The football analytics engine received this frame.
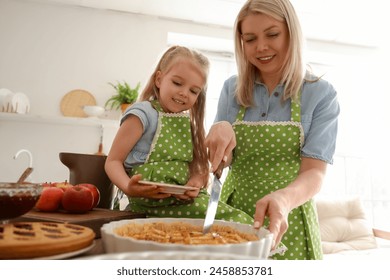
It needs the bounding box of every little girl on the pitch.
[105,45,252,224]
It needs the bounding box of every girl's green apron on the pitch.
[127,101,252,224]
[221,98,323,260]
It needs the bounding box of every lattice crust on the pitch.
[0,222,95,259]
[114,222,259,245]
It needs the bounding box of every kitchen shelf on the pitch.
[0,112,119,128]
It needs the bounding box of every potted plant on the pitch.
[105,81,141,113]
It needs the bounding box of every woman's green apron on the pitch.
[127,101,252,224]
[221,98,323,260]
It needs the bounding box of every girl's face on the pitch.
[155,58,205,113]
[241,13,289,80]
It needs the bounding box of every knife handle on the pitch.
[214,161,224,179]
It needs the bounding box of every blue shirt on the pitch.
[121,101,158,168]
[214,75,340,164]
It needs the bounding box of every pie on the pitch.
[114,221,259,245]
[0,222,95,259]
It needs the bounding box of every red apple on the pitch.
[41,182,56,188]
[75,183,100,209]
[35,186,64,212]
[61,185,94,213]
[53,180,73,191]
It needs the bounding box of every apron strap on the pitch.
[290,101,300,122]
[151,100,163,112]
[290,92,301,122]
[236,106,246,122]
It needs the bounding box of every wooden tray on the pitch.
[16,208,146,238]
[60,89,96,117]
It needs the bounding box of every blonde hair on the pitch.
[139,45,210,185]
[234,0,305,106]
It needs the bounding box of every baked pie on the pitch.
[0,222,95,259]
[114,221,259,245]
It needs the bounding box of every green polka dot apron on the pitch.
[127,101,253,224]
[221,98,323,260]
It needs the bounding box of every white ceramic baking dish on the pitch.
[101,218,273,259]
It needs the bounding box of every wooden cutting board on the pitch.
[16,208,146,238]
[60,89,96,117]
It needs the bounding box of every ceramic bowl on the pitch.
[83,105,105,117]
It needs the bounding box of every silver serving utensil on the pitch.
[203,161,224,234]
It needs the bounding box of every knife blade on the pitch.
[203,161,224,234]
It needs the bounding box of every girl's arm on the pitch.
[105,115,170,199]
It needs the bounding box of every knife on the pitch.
[203,161,225,234]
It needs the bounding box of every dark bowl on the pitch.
[0,182,42,221]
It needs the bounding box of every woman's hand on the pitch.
[124,174,172,199]
[253,191,291,249]
[253,158,327,248]
[205,121,235,172]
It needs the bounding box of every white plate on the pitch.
[0,88,12,112]
[33,241,96,260]
[138,180,198,194]
[12,92,30,114]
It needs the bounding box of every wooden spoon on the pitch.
[17,167,33,183]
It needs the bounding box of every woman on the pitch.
[206,0,340,259]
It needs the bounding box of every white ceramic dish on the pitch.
[77,250,255,260]
[138,180,198,194]
[1,91,30,113]
[101,218,273,259]
[0,88,13,112]
[83,105,105,118]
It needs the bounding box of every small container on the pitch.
[82,105,105,118]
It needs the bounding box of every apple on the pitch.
[53,180,73,191]
[41,182,56,188]
[61,185,94,213]
[35,186,64,212]
[75,183,100,209]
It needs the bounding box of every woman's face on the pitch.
[241,13,289,80]
[155,58,204,113]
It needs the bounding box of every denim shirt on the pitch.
[214,75,340,164]
[121,101,158,168]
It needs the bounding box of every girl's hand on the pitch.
[174,174,204,200]
[125,174,172,199]
[205,121,235,172]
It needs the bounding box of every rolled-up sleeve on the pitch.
[301,81,340,164]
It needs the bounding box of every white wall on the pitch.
[0,0,232,116]
[0,0,232,182]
